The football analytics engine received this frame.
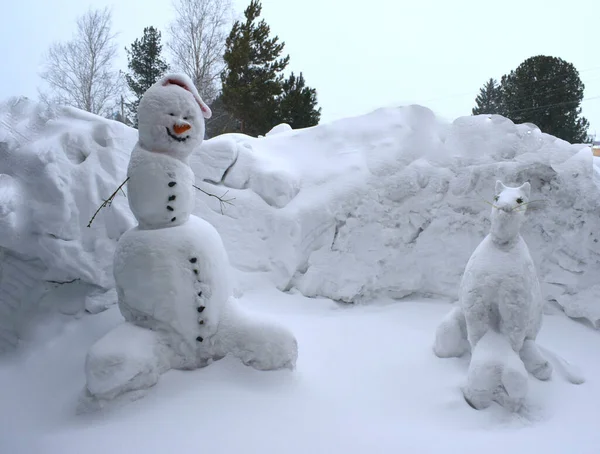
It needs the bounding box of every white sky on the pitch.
[1,0,599,138]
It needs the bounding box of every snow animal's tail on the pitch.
[538,345,585,384]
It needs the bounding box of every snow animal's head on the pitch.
[137,73,212,161]
[490,180,531,244]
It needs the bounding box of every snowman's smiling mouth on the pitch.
[166,127,190,142]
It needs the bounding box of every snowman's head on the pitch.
[137,73,212,160]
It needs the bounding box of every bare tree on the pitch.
[167,0,233,103]
[39,7,121,116]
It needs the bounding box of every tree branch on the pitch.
[87,177,129,227]
[87,178,236,227]
[193,184,235,214]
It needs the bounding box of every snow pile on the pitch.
[0,97,136,351]
[1,99,599,353]
[289,112,600,313]
[198,108,600,328]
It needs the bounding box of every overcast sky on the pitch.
[1,0,599,139]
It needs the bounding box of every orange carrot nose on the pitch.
[173,123,191,134]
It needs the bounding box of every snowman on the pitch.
[82,74,298,405]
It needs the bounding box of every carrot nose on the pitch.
[173,123,191,135]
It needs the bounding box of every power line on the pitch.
[505,95,600,117]
[497,77,600,110]
[420,65,600,105]
[499,65,600,90]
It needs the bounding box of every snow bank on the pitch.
[197,108,600,329]
[1,98,599,352]
[0,97,136,351]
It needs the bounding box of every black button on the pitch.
[168,182,176,187]
[171,217,177,222]
[199,320,204,325]
[167,206,174,211]
[193,269,198,275]
[197,291,202,297]
[168,195,176,201]
[196,336,203,342]
[197,306,205,313]
[189,258,197,263]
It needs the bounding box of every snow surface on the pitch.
[1,97,600,451]
[1,290,600,453]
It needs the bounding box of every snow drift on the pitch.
[0,98,136,351]
[1,96,599,352]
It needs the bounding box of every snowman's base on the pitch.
[84,323,171,402]
[211,298,298,372]
[80,298,298,410]
[76,386,150,415]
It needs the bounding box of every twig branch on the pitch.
[193,184,235,214]
[87,178,235,227]
[87,177,129,227]
[46,278,80,285]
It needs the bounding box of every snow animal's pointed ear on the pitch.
[495,180,506,194]
[519,182,531,199]
[160,74,212,120]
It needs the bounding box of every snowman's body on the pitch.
[433,181,551,412]
[114,215,228,367]
[82,75,297,407]
[126,146,196,229]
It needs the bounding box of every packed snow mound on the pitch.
[1,99,600,353]
[0,97,137,351]
[266,123,293,136]
[197,108,600,329]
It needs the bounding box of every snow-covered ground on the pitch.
[1,288,599,454]
[1,96,600,452]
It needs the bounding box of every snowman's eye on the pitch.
[494,196,499,202]
[183,116,189,120]
[169,113,175,116]
[516,198,523,204]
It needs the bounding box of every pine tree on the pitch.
[125,26,169,126]
[500,56,589,143]
[277,72,321,129]
[221,0,290,136]
[472,78,504,115]
[205,94,239,137]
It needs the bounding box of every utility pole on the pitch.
[120,95,125,124]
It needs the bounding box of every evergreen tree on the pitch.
[500,56,589,143]
[125,26,169,126]
[221,0,290,136]
[277,72,321,129]
[472,78,504,115]
[205,94,239,137]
